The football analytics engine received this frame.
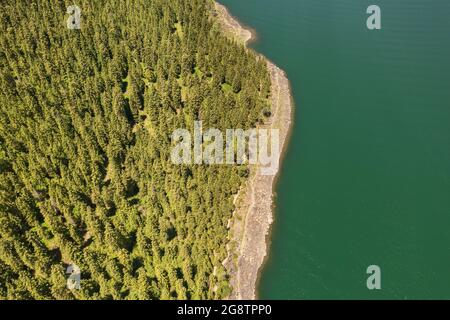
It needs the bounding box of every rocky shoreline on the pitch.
[214,2,294,300]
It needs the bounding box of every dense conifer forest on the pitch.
[0,0,272,299]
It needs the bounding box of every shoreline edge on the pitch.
[214,2,295,300]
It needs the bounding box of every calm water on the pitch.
[220,0,450,299]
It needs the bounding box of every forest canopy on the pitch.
[0,0,271,299]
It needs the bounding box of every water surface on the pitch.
[221,0,450,299]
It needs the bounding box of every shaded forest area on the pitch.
[0,0,272,299]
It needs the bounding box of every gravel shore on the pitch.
[215,2,294,300]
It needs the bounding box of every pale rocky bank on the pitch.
[214,2,294,300]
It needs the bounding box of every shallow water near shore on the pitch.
[220,0,450,299]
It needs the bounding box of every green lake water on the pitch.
[220,0,450,299]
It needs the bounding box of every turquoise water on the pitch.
[220,0,450,299]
